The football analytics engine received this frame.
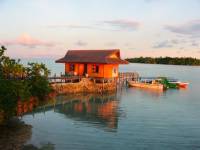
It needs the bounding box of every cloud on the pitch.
[179,47,185,50]
[191,40,199,47]
[105,42,117,46]
[165,20,200,37]
[153,40,173,48]
[170,39,179,44]
[102,20,140,31]
[152,39,195,49]
[124,43,131,47]
[0,34,55,48]
[74,40,87,46]
[47,24,94,30]
[47,19,141,32]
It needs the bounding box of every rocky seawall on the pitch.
[51,78,117,94]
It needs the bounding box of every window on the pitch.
[92,64,99,73]
[69,64,75,71]
[113,67,117,74]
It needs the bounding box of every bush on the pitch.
[0,46,52,122]
[28,76,51,100]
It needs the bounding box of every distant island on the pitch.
[126,57,200,66]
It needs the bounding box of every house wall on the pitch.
[65,63,119,78]
[65,63,84,75]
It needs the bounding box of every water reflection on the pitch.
[26,93,121,131]
[127,87,166,98]
[17,97,39,116]
[18,63,200,150]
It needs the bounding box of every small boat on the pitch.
[168,80,189,88]
[128,77,189,91]
[178,82,189,88]
[128,81,164,91]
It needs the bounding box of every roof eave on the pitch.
[55,58,66,63]
[55,59,129,64]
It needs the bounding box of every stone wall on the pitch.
[51,78,117,94]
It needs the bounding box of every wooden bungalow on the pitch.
[55,49,128,78]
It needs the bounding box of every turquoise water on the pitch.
[21,60,200,150]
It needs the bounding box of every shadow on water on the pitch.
[22,143,55,150]
[0,118,32,150]
[0,118,55,150]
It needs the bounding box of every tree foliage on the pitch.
[0,46,52,121]
[27,63,51,100]
[126,57,200,66]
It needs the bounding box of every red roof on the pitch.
[56,49,129,64]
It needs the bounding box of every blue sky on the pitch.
[0,0,200,58]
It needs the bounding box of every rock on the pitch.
[51,78,116,94]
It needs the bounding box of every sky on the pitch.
[0,0,200,58]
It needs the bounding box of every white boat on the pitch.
[128,81,164,91]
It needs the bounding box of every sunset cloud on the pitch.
[165,20,200,37]
[1,0,200,58]
[0,34,56,48]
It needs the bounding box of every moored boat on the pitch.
[128,77,189,91]
[128,81,164,91]
[168,81,189,88]
[178,82,189,88]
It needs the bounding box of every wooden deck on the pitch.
[48,76,82,84]
[48,72,139,87]
[118,72,139,85]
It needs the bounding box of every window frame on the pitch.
[92,64,99,73]
[69,64,75,72]
[113,67,117,74]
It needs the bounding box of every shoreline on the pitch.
[127,62,200,67]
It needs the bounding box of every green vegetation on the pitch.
[0,46,52,123]
[126,57,200,66]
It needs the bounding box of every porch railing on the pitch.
[48,72,139,84]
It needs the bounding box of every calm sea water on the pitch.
[21,59,200,150]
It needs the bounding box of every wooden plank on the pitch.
[48,72,139,85]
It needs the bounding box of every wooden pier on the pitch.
[48,72,139,94]
[48,76,81,84]
[48,72,139,87]
[118,72,139,86]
